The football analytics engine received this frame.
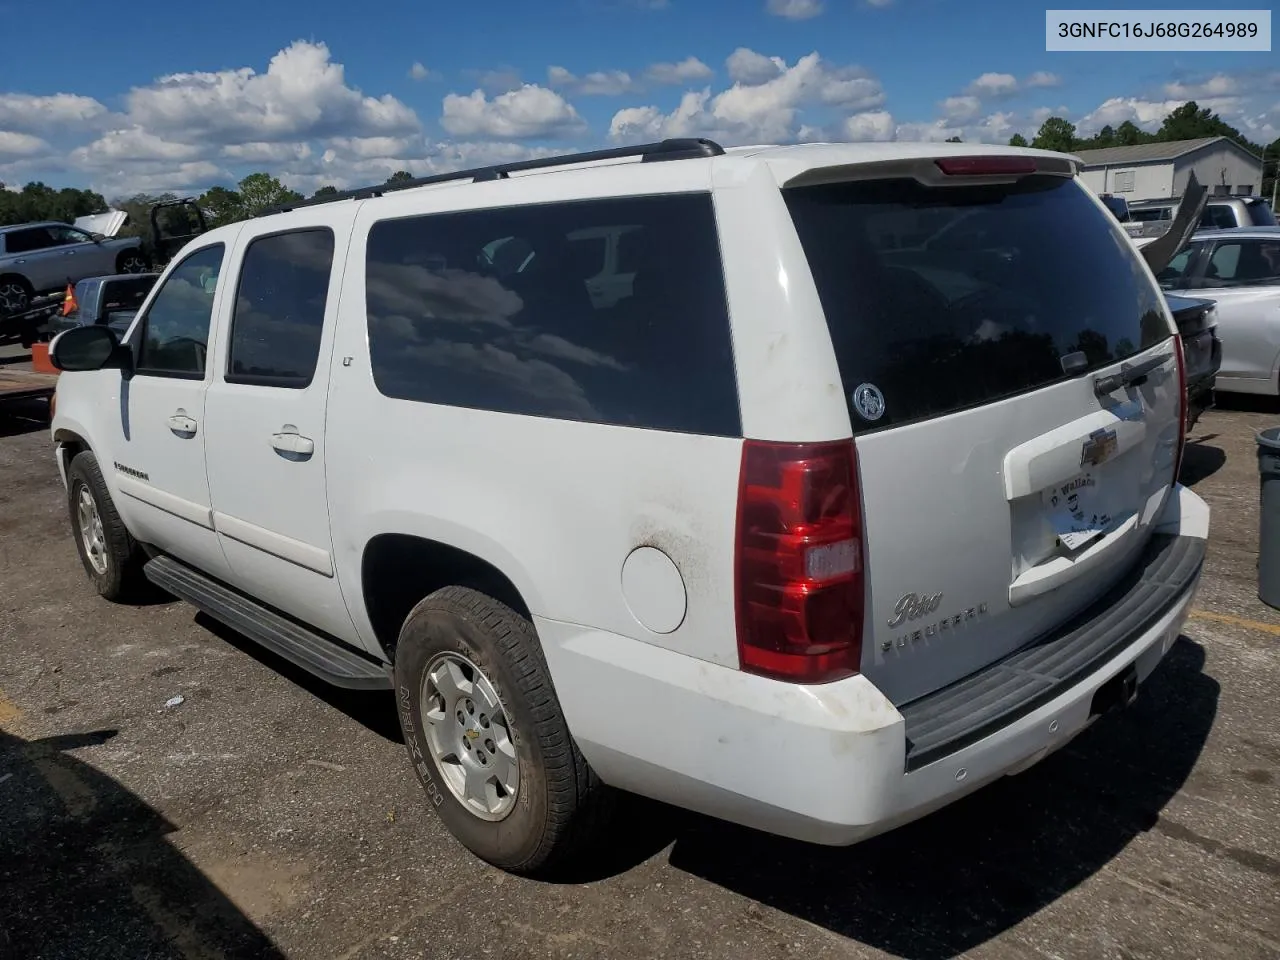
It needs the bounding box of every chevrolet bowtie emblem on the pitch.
[1081,427,1118,468]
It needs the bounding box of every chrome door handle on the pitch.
[167,413,197,437]
[270,427,314,460]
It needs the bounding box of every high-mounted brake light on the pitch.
[734,440,865,684]
[935,156,1038,177]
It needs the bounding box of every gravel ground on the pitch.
[1,364,1278,960]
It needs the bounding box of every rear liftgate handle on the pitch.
[270,424,315,461]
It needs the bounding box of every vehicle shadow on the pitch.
[1179,436,1227,486]
[661,637,1218,960]
[193,611,404,744]
[0,727,287,960]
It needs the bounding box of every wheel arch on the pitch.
[361,533,534,663]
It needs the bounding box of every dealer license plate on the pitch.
[1043,472,1114,552]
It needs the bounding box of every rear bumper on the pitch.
[538,483,1208,846]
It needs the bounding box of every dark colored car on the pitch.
[40,273,159,339]
[1165,293,1221,431]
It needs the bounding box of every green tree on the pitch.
[386,170,414,184]
[195,185,244,227]
[234,172,303,218]
[312,185,339,199]
[1008,133,1029,147]
[0,182,107,227]
[1031,117,1077,153]
[944,136,962,143]
[1114,120,1149,146]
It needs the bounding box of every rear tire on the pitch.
[393,586,612,876]
[67,451,151,602]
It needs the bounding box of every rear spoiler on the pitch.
[1136,171,1208,276]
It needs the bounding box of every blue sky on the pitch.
[0,0,1275,199]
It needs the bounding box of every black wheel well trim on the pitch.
[360,533,534,663]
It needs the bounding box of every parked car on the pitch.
[1164,294,1221,429]
[0,221,149,318]
[40,273,160,340]
[1124,194,1277,241]
[47,138,1209,876]
[1092,179,1221,428]
[1155,227,1280,395]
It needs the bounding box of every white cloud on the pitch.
[288,138,559,195]
[0,131,50,158]
[1026,71,1062,89]
[893,119,964,142]
[408,62,434,82]
[0,93,107,132]
[841,110,896,141]
[940,96,982,122]
[547,66,641,96]
[966,72,1019,98]
[865,0,895,6]
[222,141,314,163]
[767,0,824,19]
[71,127,203,164]
[441,85,587,139]
[1076,97,1187,135]
[613,50,883,145]
[1163,74,1238,99]
[87,160,231,198]
[643,57,714,85]
[125,40,420,143]
[726,48,784,85]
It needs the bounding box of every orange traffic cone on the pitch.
[61,282,78,316]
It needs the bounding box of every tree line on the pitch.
[0,169,416,233]
[2,100,1275,232]
[1007,100,1279,199]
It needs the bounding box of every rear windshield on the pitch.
[783,174,1170,431]
[1244,199,1277,226]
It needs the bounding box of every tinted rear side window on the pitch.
[364,193,739,435]
[784,175,1169,431]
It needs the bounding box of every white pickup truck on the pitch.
[48,138,1208,876]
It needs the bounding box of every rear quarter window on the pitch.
[784,174,1170,430]
[364,193,740,436]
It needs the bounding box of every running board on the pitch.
[144,555,392,690]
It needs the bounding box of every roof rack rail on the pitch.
[261,137,725,217]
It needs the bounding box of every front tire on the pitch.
[393,586,611,875]
[67,451,150,602]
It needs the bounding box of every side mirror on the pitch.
[49,325,131,374]
[89,232,106,243]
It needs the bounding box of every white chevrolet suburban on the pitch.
[47,138,1210,876]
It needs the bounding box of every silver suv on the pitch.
[1127,195,1277,235]
[0,221,149,317]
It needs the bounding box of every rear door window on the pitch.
[1202,240,1280,287]
[227,229,335,387]
[364,193,740,436]
[783,174,1169,430]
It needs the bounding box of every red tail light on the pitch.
[935,156,1038,177]
[1173,333,1187,481]
[734,440,865,683]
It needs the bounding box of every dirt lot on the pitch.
[2,363,1278,959]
